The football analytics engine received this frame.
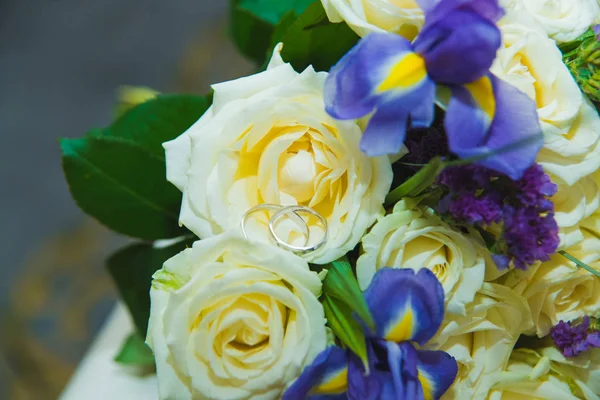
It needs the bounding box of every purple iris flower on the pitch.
[324,0,543,180]
[283,268,457,400]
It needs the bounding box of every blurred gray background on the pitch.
[0,1,253,398]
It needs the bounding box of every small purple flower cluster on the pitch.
[551,317,600,357]
[438,164,559,270]
[447,193,503,225]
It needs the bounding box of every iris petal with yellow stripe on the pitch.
[282,346,348,400]
[444,74,543,180]
[324,0,541,178]
[385,303,415,343]
[363,268,445,346]
[416,350,459,400]
[464,75,496,124]
[324,32,435,157]
[377,52,428,95]
[311,366,348,395]
[283,268,458,400]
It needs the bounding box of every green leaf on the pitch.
[322,257,375,331]
[271,11,300,46]
[107,94,210,159]
[239,0,316,25]
[61,135,185,239]
[260,10,302,70]
[386,156,445,207]
[322,293,368,364]
[107,239,194,337]
[115,333,155,367]
[230,0,276,64]
[280,2,359,72]
[61,94,210,239]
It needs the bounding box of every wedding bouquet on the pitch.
[61,0,600,398]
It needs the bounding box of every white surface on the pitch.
[60,303,158,400]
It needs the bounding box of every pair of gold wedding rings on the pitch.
[240,204,328,254]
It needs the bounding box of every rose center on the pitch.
[401,237,449,284]
[505,52,538,102]
[278,149,317,203]
[431,262,448,282]
[233,325,269,347]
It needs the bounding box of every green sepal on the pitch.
[321,256,374,365]
[115,333,156,368]
[107,238,194,337]
[279,2,359,72]
[322,293,368,365]
[385,156,445,207]
[322,257,375,331]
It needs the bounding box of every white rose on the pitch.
[163,45,392,264]
[501,229,600,337]
[491,17,600,185]
[551,172,600,249]
[146,232,327,400]
[538,99,600,186]
[490,347,600,400]
[537,347,600,399]
[500,0,600,43]
[582,196,600,239]
[425,283,533,400]
[320,0,424,39]
[356,200,487,315]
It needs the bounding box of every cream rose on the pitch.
[146,232,327,400]
[582,194,600,238]
[491,16,600,186]
[163,45,392,264]
[425,284,533,400]
[500,0,600,43]
[320,0,424,39]
[490,347,600,399]
[537,347,600,399]
[356,200,486,315]
[551,172,600,249]
[502,229,600,337]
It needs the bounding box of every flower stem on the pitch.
[558,250,600,278]
[443,135,543,168]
